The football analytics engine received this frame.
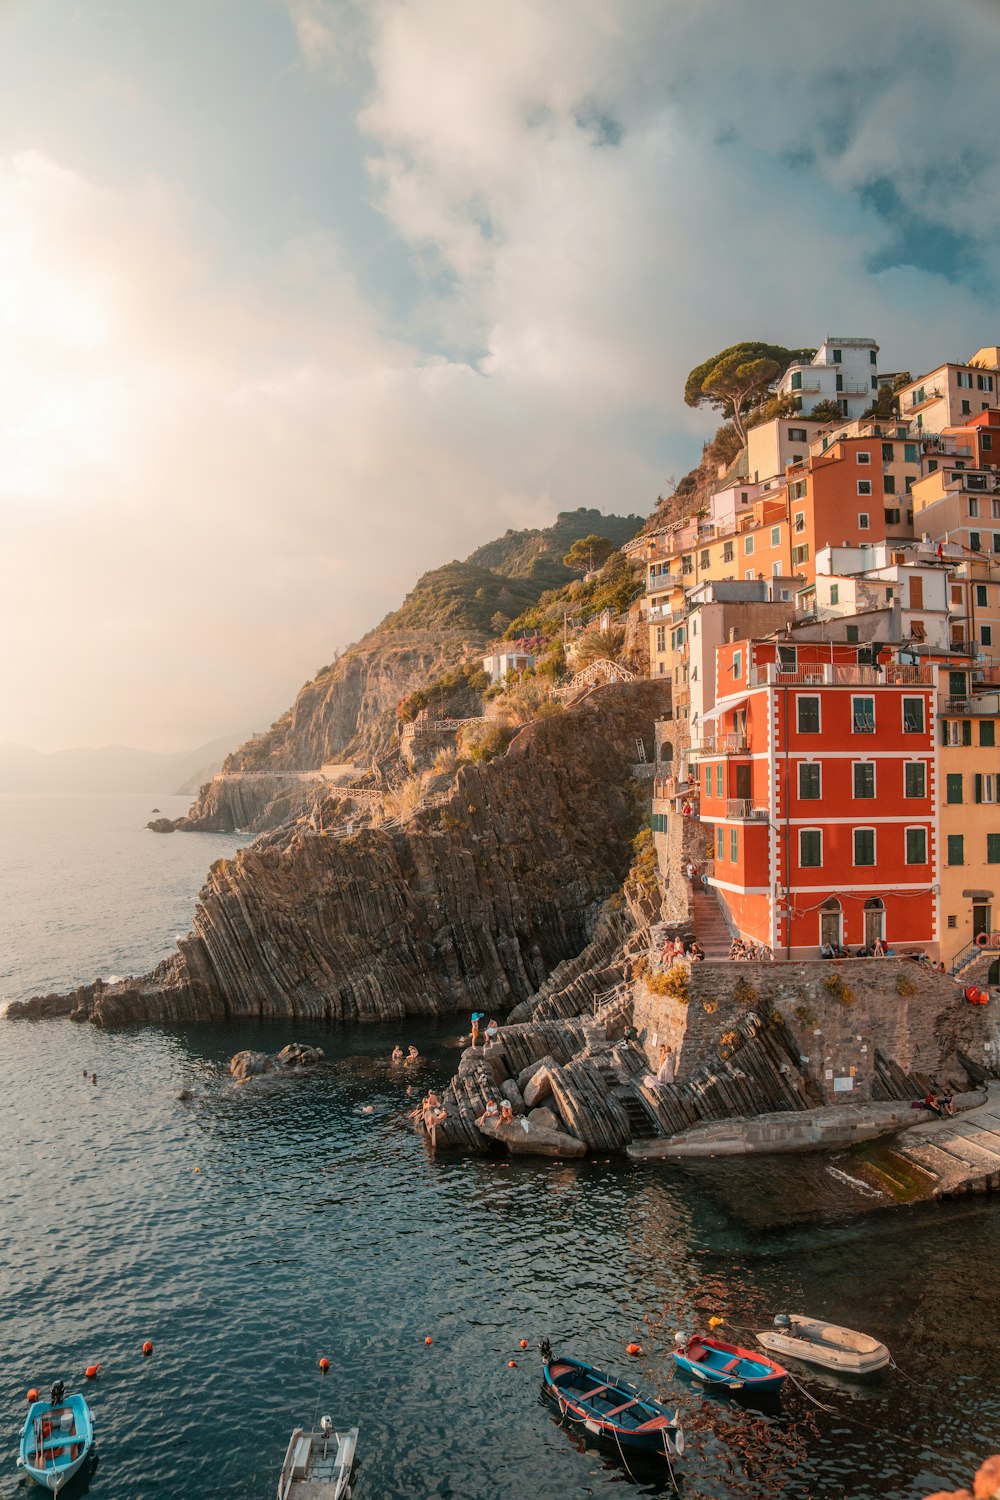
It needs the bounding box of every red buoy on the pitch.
[27,1389,39,1402]
[318,1358,330,1373]
[142,1341,154,1356]
[507,1360,517,1368]
[626,1343,642,1357]
[519,1339,528,1350]
[85,1364,101,1379]
[424,1337,433,1346]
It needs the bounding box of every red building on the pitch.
[693,638,942,958]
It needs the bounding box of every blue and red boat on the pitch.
[539,1341,684,1460]
[673,1332,786,1395]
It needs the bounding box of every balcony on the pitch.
[690,732,748,756]
[940,693,1000,715]
[906,386,944,413]
[749,663,934,687]
[726,799,769,821]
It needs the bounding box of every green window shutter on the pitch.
[946,774,963,804]
[981,721,996,747]
[988,834,1000,864]
[963,720,973,746]
[976,775,983,804]
[947,834,965,866]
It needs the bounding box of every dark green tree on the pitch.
[684,342,814,444]
[809,399,847,424]
[563,534,617,573]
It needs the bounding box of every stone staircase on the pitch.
[690,882,733,958]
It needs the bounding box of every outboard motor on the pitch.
[50,1381,65,1406]
[773,1314,792,1332]
[673,1331,687,1346]
[538,1338,552,1364]
[319,1416,333,1437]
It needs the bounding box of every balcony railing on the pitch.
[941,693,1000,715]
[726,799,769,821]
[690,733,748,756]
[750,663,934,687]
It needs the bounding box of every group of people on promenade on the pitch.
[662,935,705,964]
[730,937,773,962]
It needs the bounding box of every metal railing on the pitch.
[941,694,1000,715]
[950,932,1000,975]
[750,663,933,688]
[690,733,748,756]
[726,799,769,821]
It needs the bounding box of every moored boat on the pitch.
[755,1313,890,1376]
[538,1340,684,1460]
[277,1417,358,1500]
[17,1384,94,1493]
[673,1333,786,1395]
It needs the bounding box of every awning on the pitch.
[694,695,749,725]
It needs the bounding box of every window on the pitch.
[905,476,914,494]
[700,549,710,568]
[793,544,810,566]
[655,625,666,653]
[993,534,1000,553]
[946,774,963,804]
[799,763,821,799]
[984,433,994,451]
[839,399,849,416]
[682,555,693,573]
[744,569,757,581]
[909,576,923,609]
[723,542,734,563]
[904,443,918,463]
[911,620,926,642]
[744,535,754,555]
[790,371,803,390]
[704,764,710,795]
[884,476,896,496]
[902,697,925,733]
[904,762,926,798]
[772,562,782,577]
[982,625,994,646]
[857,451,871,465]
[962,399,972,416]
[976,774,997,804]
[943,719,973,746]
[906,827,927,864]
[971,531,982,552]
[948,914,958,928]
[771,526,781,546]
[977,584,989,607]
[799,829,822,867]
[797,696,820,733]
[716,763,723,798]
[870,350,878,365]
[832,348,842,363]
[958,372,973,388]
[830,584,839,605]
[791,480,807,502]
[717,826,724,861]
[730,827,738,862]
[788,428,808,442]
[732,649,742,678]
[981,721,996,747]
[854,828,876,866]
[846,624,859,642]
[978,373,994,392]
[858,512,870,529]
[793,509,806,531]
[947,834,965,866]
[882,442,894,462]
[857,481,872,496]
[989,834,1000,864]
[852,696,875,733]
[969,497,980,518]
[853,762,875,798]
[778,645,797,667]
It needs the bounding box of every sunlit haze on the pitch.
[2,0,999,751]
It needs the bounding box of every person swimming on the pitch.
[391,1045,404,1064]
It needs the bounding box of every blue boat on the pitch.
[17,1384,95,1493]
[673,1333,786,1395]
[539,1341,684,1460]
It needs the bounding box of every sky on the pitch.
[2,0,1000,752]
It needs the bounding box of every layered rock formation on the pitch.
[10,682,668,1028]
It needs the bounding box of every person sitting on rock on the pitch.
[485,1019,499,1047]
[938,1091,956,1117]
[391,1045,404,1064]
[499,1099,514,1123]
[689,941,705,962]
[406,1045,420,1063]
[923,1091,944,1117]
[478,1098,500,1126]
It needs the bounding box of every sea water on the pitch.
[1,795,998,1499]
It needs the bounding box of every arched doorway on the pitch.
[820,897,842,950]
[864,897,885,949]
[659,741,673,766]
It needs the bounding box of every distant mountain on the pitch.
[0,732,249,794]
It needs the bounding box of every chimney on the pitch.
[729,627,737,643]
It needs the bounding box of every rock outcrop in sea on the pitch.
[10,682,666,1028]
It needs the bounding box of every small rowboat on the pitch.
[756,1314,890,1376]
[277,1417,358,1500]
[539,1340,684,1460]
[17,1385,94,1493]
[673,1333,786,1395]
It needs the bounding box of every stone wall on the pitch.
[634,958,998,1102]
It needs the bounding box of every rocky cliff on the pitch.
[11,682,668,1028]
[182,507,643,832]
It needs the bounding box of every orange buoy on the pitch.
[507,1360,517,1368]
[194,1167,201,1174]
[27,1389,39,1402]
[85,1364,101,1379]
[625,1343,642,1357]
[424,1337,433,1346]
[318,1358,330,1373]
[142,1341,154,1356]
[519,1339,528,1350]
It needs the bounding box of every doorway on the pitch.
[864,898,885,949]
[973,904,991,942]
[735,763,752,801]
[820,898,842,950]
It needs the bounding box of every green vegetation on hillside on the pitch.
[467,507,642,578]
[503,551,643,642]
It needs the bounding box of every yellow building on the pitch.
[937,665,1000,967]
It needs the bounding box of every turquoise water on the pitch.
[1,797,998,1498]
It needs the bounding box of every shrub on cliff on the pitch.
[457,722,515,764]
[646,966,689,1002]
[624,827,659,904]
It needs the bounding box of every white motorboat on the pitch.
[277,1418,358,1500]
[755,1314,890,1376]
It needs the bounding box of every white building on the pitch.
[776,336,881,424]
[482,646,536,685]
[895,347,1000,433]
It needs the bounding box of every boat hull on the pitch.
[277,1423,358,1499]
[756,1316,890,1376]
[673,1335,786,1396]
[541,1354,683,1459]
[18,1394,94,1494]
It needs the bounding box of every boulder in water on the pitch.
[229,1043,325,1085]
